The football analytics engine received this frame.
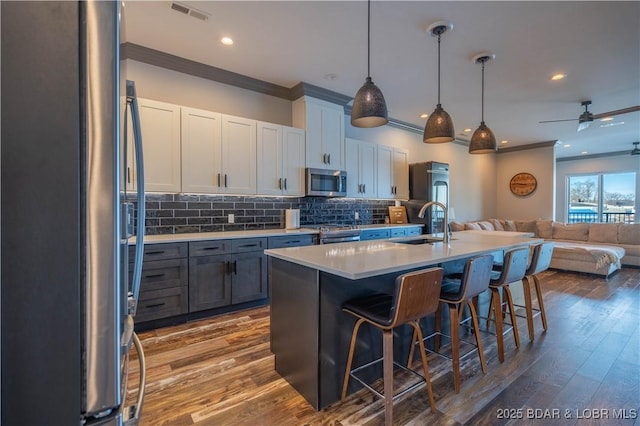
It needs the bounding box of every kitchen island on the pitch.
[265,231,542,410]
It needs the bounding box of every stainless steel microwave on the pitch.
[305,168,347,197]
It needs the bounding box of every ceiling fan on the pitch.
[539,100,640,132]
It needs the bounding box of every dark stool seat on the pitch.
[409,254,494,393]
[341,267,443,426]
[487,246,530,362]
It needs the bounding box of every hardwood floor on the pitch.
[127,268,640,425]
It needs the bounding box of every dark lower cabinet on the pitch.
[188,254,232,311]
[230,250,268,304]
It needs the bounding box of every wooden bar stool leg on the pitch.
[466,300,487,374]
[503,285,520,349]
[382,329,394,426]
[407,327,418,369]
[341,318,365,401]
[434,302,443,352]
[486,290,496,329]
[492,287,505,363]
[522,276,535,341]
[534,275,548,331]
[412,322,436,413]
[449,303,461,393]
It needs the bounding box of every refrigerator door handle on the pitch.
[122,331,147,425]
[126,80,145,314]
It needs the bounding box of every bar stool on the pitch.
[409,254,494,393]
[519,242,553,340]
[341,267,443,426]
[487,246,530,362]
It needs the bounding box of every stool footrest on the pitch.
[417,331,483,363]
[350,357,427,401]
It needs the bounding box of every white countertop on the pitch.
[131,223,423,244]
[265,231,543,280]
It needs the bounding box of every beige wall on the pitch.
[556,153,640,223]
[122,59,292,125]
[495,145,556,220]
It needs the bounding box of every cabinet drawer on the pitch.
[129,242,188,262]
[390,228,407,237]
[231,237,267,253]
[136,286,188,322]
[190,240,231,256]
[268,234,317,249]
[406,227,423,236]
[131,258,188,292]
[360,229,391,240]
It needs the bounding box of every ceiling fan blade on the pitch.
[593,105,640,120]
[539,118,578,123]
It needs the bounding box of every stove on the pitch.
[313,224,361,244]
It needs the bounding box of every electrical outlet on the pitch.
[228,213,234,223]
[354,212,360,220]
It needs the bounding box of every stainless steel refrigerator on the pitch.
[404,161,450,234]
[1,2,146,425]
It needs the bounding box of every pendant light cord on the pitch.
[367,0,371,78]
[437,33,441,104]
[481,60,485,122]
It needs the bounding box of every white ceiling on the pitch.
[122,1,640,158]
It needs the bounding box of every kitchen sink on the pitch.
[393,236,458,245]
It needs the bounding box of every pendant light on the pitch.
[423,21,454,143]
[351,0,388,128]
[469,53,497,154]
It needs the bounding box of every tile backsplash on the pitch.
[128,193,396,235]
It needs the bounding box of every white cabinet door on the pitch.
[256,122,282,196]
[282,126,305,196]
[376,144,394,199]
[393,148,409,199]
[138,99,181,192]
[181,107,222,193]
[346,138,377,198]
[222,115,256,195]
[293,96,345,170]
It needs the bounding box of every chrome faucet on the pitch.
[417,201,449,243]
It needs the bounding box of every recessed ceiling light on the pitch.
[563,144,571,148]
[420,113,429,119]
[221,37,234,46]
[581,151,588,155]
[550,73,567,81]
[600,117,613,122]
[500,140,508,144]
[323,73,338,81]
[463,128,472,132]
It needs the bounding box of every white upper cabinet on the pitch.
[131,98,181,193]
[377,145,409,199]
[257,122,306,196]
[221,115,257,195]
[345,138,376,198]
[181,107,222,194]
[292,96,345,170]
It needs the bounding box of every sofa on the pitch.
[450,218,639,277]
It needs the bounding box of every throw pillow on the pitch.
[488,218,505,231]
[588,223,619,243]
[618,223,640,245]
[449,221,465,232]
[514,220,537,234]
[465,222,482,230]
[552,223,589,241]
[477,221,495,231]
[536,220,554,239]
[502,220,517,231]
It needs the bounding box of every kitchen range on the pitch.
[315,224,362,244]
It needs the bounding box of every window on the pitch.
[568,172,636,223]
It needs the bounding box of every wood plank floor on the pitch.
[127,268,640,425]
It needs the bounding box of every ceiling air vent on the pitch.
[170,2,210,21]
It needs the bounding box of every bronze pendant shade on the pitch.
[469,54,497,154]
[351,0,388,128]
[424,22,454,143]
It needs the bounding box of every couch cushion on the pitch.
[588,223,620,243]
[502,220,517,231]
[515,220,537,234]
[477,221,495,231]
[488,218,505,231]
[449,221,466,232]
[618,223,640,245]
[552,223,589,241]
[465,222,482,230]
[536,220,554,239]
